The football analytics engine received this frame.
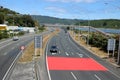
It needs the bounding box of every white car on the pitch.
[13,36,19,41]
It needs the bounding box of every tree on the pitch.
[0,13,4,24]
[103,22,107,26]
[66,26,70,30]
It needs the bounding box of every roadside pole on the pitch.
[34,36,43,80]
[117,35,120,65]
[87,19,90,46]
[34,36,43,56]
[79,26,80,41]
[21,46,25,58]
[73,26,74,37]
[73,26,75,39]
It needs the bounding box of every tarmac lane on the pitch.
[46,30,120,80]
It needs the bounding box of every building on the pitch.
[18,27,35,33]
[0,24,35,33]
[7,26,19,30]
[0,24,7,30]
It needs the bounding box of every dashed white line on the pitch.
[71,72,78,80]
[77,53,83,58]
[94,74,101,80]
[59,51,61,54]
[0,42,13,50]
[71,52,74,55]
[11,47,15,50]
[16,43,19,46]
[3,52,8,55]
[65,52,69,56]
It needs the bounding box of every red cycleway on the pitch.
[47,57,107,71]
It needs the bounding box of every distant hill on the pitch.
[0,6,35,27]
[31,15,83,25]
[31,15,120,29]
[79,19,120,29]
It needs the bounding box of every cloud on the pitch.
[46,0,96,3]
[45,7,66,13]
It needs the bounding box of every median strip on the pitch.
[19,29,60,62]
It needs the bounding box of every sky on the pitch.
[0,0,120,20]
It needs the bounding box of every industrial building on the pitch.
[0,24,35,33]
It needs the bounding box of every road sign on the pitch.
[21,46,25,50]
[107,39,116,51]
[34,36,43,48]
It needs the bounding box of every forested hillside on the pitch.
[32,15,120,29]
[77,19,120,29]
[0,6,35,27]
[31,15,81,25]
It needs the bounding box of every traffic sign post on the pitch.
[21,46,25,50]
[21,46,25,58]
[117,36,120,65]
[34,36,43,56]
[107,39,116,57]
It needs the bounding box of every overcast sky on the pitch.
[0,0,120,19]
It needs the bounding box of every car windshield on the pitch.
[51,46,57,49]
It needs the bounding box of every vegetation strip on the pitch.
[19,29,60,62]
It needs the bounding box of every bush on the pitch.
[18,31,25,36]
[89,33,108,51]
[0,30,9,39]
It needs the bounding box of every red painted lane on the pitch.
[47,57,107,71]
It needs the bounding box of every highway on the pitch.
[46,29,120,80]
[0,30,51,80]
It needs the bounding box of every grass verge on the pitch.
[19,29,60,62]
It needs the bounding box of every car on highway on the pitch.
[50,45,58,53]
[12,36,19,41]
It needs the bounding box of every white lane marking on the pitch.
[65,52,69,56]
[68,35,90,58]
[16,43,19,46]
[71,52,74,55]
[2,50,23,80]
[67,47,69,50]
[59,51,60,54]
[108,70,120,79]
[71,72,78,80]
[94,74,101,80]
[77,53,83,58]
[0,42,13,50]
[3,52,8,55]
[46,38,52,80]
[0,39,11,45]
[68,35,120,79]
[11,47,15,50]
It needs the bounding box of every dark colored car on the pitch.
[50,46,58,53]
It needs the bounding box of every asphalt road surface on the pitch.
[46,30,120,80]
[0,30,51,80]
